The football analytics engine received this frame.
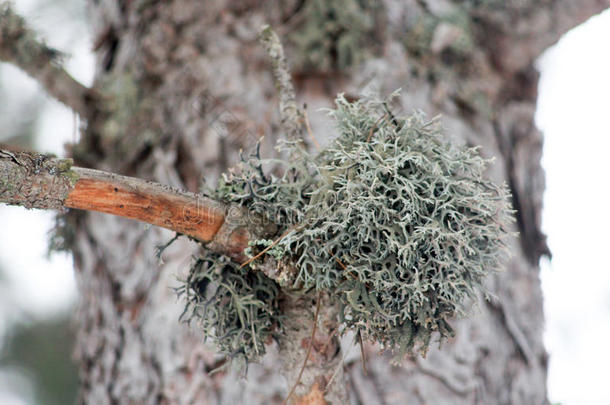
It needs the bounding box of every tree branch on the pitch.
[0,148,270,262]
[0,3,91,117]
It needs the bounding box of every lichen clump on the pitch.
[177,255,282,369]
[181,93,512,364]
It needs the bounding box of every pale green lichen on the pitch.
[54,158,80,186]
[403,12,438,57]
[180,92,512,364]
[404,8,474,60]
[245,239,286,262]
[177,254,282,370]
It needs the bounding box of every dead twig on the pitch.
[303,106,321,151]
[367,114,388,142]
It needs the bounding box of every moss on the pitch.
[49,158,79,186]
[60,169,80,186]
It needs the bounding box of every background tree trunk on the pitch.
[67,1,609,404]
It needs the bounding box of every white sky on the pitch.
[0,4,609,405]
[537,8,610,405]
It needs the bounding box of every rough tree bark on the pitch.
[3,1,610,404]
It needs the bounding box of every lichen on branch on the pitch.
[180,91,513,366]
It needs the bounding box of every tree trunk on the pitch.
[63,1,609,404]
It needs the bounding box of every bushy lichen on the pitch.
[177,254,282,369]
[181,92,512,364]
[287,95,512,356]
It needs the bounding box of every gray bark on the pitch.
[58,0,609,404]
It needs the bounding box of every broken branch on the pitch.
[0,148,263,262]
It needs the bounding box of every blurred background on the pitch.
[0,1,608,404]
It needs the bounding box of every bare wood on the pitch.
[65,168,227,242]
[0,148,258,262]
[0,3,91,116]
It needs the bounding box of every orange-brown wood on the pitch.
[65,167,226,243]
[293,383,328,405]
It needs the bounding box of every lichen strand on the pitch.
[177,254,282,370]
[184,93,512,363]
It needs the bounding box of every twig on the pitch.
[357,330,368,376]
[303,106,320,151]
[259,25,304,145]
[366,114,388,142]
[282,291,322,405]
[324,332,357,393]
[240,225,299,268]
[0,4,91,116]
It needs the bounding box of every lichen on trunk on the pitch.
[2,0,606,403]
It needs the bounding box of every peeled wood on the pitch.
[65,168,226,243]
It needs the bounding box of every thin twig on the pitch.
[334,256,361,282]
[334,256,347,270]
[282,291,322,405]
[367,114,388,142]
[357,330,368,376]
[240,225,298,268]
[0,4,91,116]
[325,332,357,393]
[303,106,321,151]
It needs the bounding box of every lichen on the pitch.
[287,0,380,73]
[245,239,286,262]
[180,92,512,365]
[48,211,78,254]
[403,12,439,57]
[53,158,80,186]
[177,254,282,371]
